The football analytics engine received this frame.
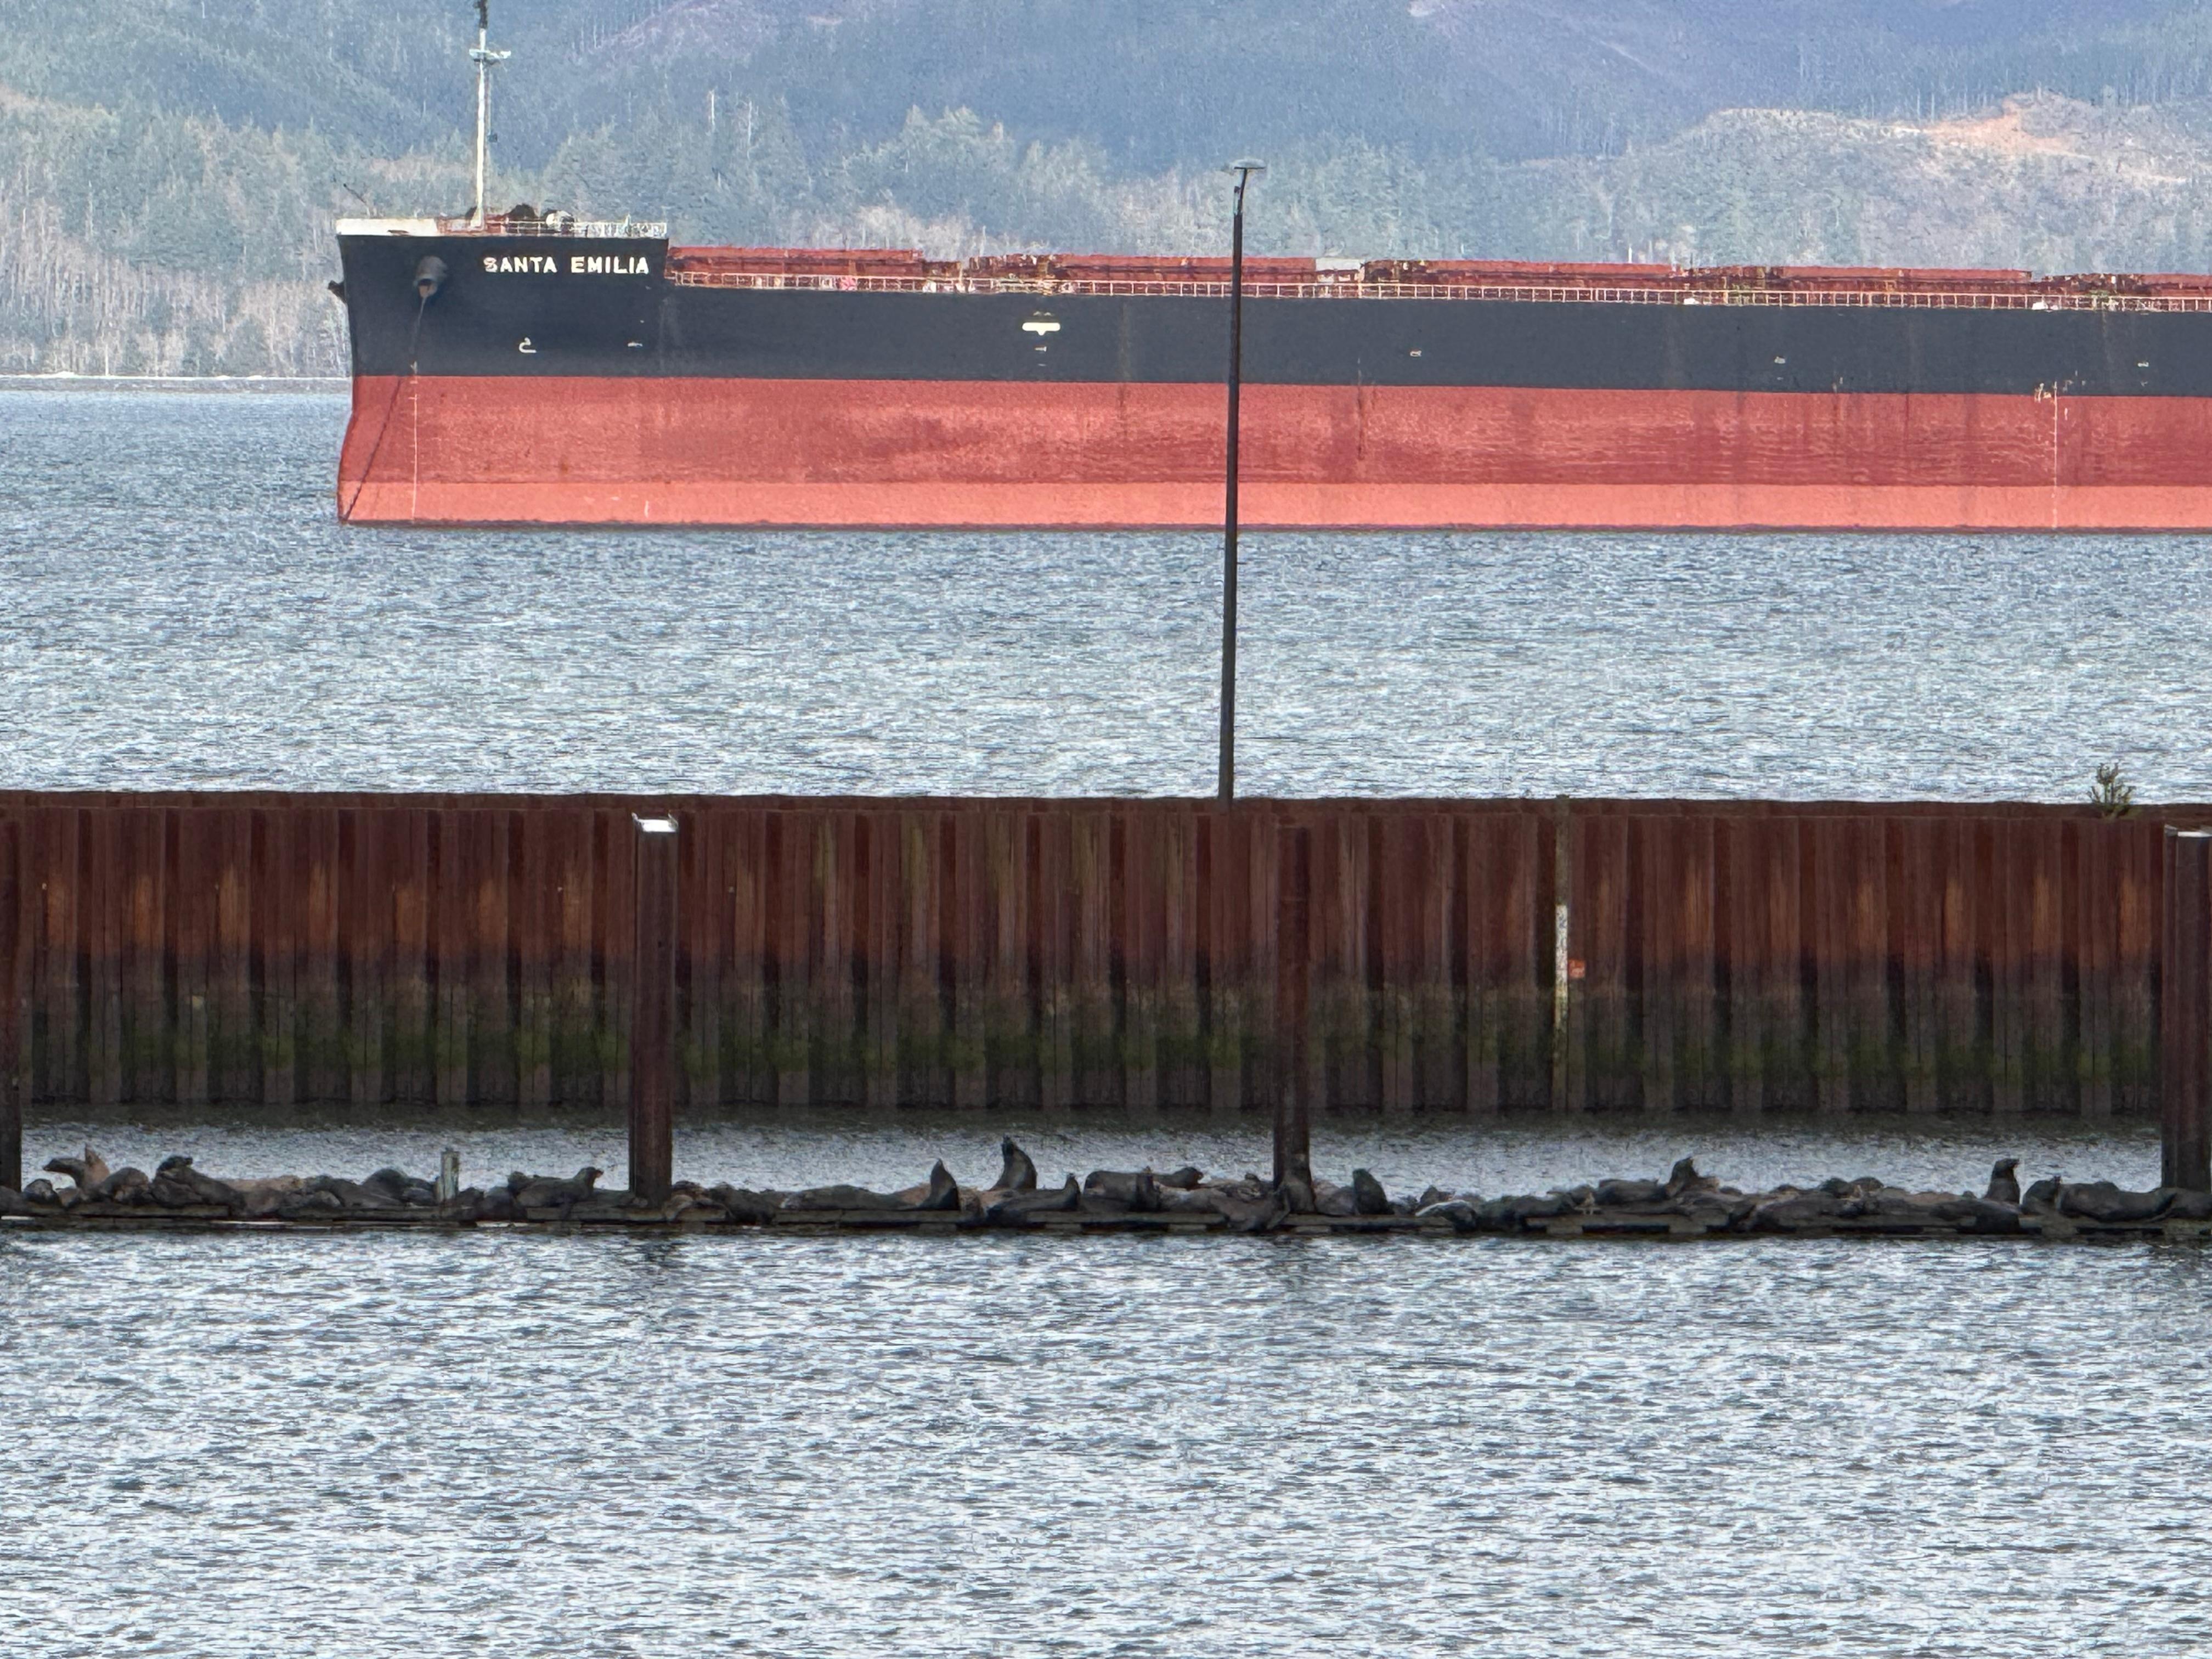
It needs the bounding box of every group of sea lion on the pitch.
[6,1148,458,1220]
[4,1142,2207,1233]
[1412,1154,2212,1234]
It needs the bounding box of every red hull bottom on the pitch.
[338,376,2212,531]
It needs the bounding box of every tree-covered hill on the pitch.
[10,0,2212,373]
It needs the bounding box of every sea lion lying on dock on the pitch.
[2053,1180,2176,1223]
[149,1156,242,1210]
[704,1184,787,1223]
[984,1175,1082,1221]
[1082,1169,1163,1212]
[43,1146,111,1192]
[786,1161,962,1212]
[85,1167,154,1206]
[785,1182,902,1211]
[363,1168,439,1207]
[507,1167,603,1212]
[1313,1181,1361,1217]
[1156,1182,1290,1232]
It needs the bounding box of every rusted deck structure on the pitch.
[0,792,2199,1122]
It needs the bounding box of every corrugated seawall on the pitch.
[0,794,2189,1117]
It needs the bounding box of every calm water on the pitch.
[6,385,2212,1653]
[6,381,2212,800]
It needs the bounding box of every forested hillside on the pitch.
[10,0,2212,373]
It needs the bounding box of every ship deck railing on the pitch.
[664,268,2212,311]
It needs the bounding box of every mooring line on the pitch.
[338,294,428,523]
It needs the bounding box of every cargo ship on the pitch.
[332,16,2212,531]
[334,215,2212,531]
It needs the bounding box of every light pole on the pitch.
[1218,159,1264,805]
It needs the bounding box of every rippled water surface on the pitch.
[7,382,2212,799]
[3,1118,2208,1658]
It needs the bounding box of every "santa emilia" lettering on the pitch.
[479,254,652,275]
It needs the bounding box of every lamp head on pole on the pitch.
[1225,158,1266,200]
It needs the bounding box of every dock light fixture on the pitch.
[1218,159,1265,806]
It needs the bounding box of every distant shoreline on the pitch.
[0,375,346,390]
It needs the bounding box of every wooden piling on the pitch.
[629,815,679,1205]
[1274,823,1312,1192]
[2161,827,2212,1191]
[1,811,21,1193]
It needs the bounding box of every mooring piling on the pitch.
[2162,827,2212,1191]
[0,1043,18,1197]
[1,830,19,1193]
[1273,822,1312,1196]
[629,814,679,1205]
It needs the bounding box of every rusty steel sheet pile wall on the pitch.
[0,794,2187,1117]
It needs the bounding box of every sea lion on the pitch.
[985,1175,1084,1221]
[1155,1183,1287,1231]
[509,1167,603,1212]
[1351,1169,1393,1216]
[1665,1157,1717,1196]
[992,1139,1039,1194]
[19,1178,63,1210]
[1084,1169,1158,1204]
[785,1182,902,1211]
[1313,1181,1361,1217]
[1417,1199,1486,1233]
[85,1167,153,1205]
[225,1176,305,1217]
[1224,1185,1291,1233]
[307,1175,387,1209]
[1747,1189,1844,1231]
[909,1161,962,1212]
[704,1184,785,1223]
[43,1145,112,1192]
[1670,1189,1761,1230]
[1985,1158,2022,1206]
[149,1155,241,1211]
[1861,1188,2021,1231]
[1081,1167,1161,1214]
[276,1188,347,1218]
[2021,1176,2064,1215]
[2056,1181,2173,1223]
[1156,1166,1205,1190]
[476,1186,519,1221]
[1594,1176,1669,1206]
[1480,1192,1582,1227]
[1206,1175,1272,1204]
[364,1168,438,1207]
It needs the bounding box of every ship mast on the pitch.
[469,0,510,223]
